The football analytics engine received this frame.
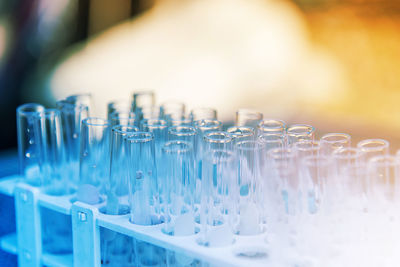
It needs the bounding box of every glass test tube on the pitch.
[200,149,236,247]
[235,109,263,128]
[160,101,186,122]
[357,139,389,163]
[368,155,400,203]
[320,133,351,156]
[78,117,111,204]
[235,140,265,235]
[257,119,286,135]
[125,132,158,225]
[258,133,286,152]
[287,124,315,145]
[56,100,89,184]
[17,103,45,186]
[162,141,196,236]
[106,125,139,215]
[107,100,132,120]
[35,109,69,195]
[190,107,217,121]
[227,126,255,145]
[66,93,93,115]
[132,90,155,112]
[109,111,136,127]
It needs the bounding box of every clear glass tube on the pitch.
[203,131,233,152]
[257,119,286,135]
[368,155,400,203]
[17,103,45,186]
[125,132,159,225]
[168,126,197,145]
[109,111,136,127]
[320,133,351,156]
[132,90,155,112]
[357,139,389,163]
[106,125,139,215]
[66,93,93,114]
[140,119,168,214]
[199,149,236,247]
[139,105,161,121]
[227,126,255,145]
[35,109,70,195]
[300,155,335,213]
[160,101,186,122]
[267,148,300,215]
[235,108,263,128]
[169,118,193,127]
[78,117,111,204]
[332,147,365,197]
[235,140,265,235]
[161,140,196,236]
[287,124,315,145]
[56,100,89,184]
[190,107,217,122]
[293,140,320,159]
[258,133,285,152]
[107,100,132,120]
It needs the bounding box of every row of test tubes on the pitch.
[15,91,400,266]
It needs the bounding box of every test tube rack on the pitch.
[0,175,272,267]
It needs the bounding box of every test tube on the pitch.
[161,140,196,236]
[140,119,168,212]
[301,155,335,214]
[106,125,139,215]
[368,155,400,203]
[258,133,285,152]
[132,90,155,112]
[199,149,237,247]
[268,148,300,215]
[125,132,158,225]
[35,109,69,195]
[169,117,193,127]
[293,140,320,159]
[66,93,93,115]
[168,126,197,144]
[235,140,265,235]
[190,107,217,121]
[287,124,315,145]
[109,111,136,127]
[17,103,45,185]
[235,108,263,128]
[257,119,286,135]
[35,110,73,255]
[160,101,186,122]
[320,133,351,156]
[357,139,389,163]
[227,126,255,144]
[107,100,132,120]
[78,117,111,204]
[56,100,89,184]
[332,147,365,198]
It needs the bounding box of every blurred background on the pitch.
[1,0,400,152]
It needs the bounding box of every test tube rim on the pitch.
[357,138,389,152]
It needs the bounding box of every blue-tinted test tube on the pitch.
[17,103,45,186]
[78,117,111,204]
[140,119,168,212]
[132,90,155,122]
[160,101,185,123]
[109,111,136,127]
[227,126,255,145]
[107,99,132,120]
[125,132,159,225]
[56,100,89,185]
[161,140,196,236]
[35,109,70,195]
[66,93,93,115]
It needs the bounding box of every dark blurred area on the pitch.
[0,0,153,150]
